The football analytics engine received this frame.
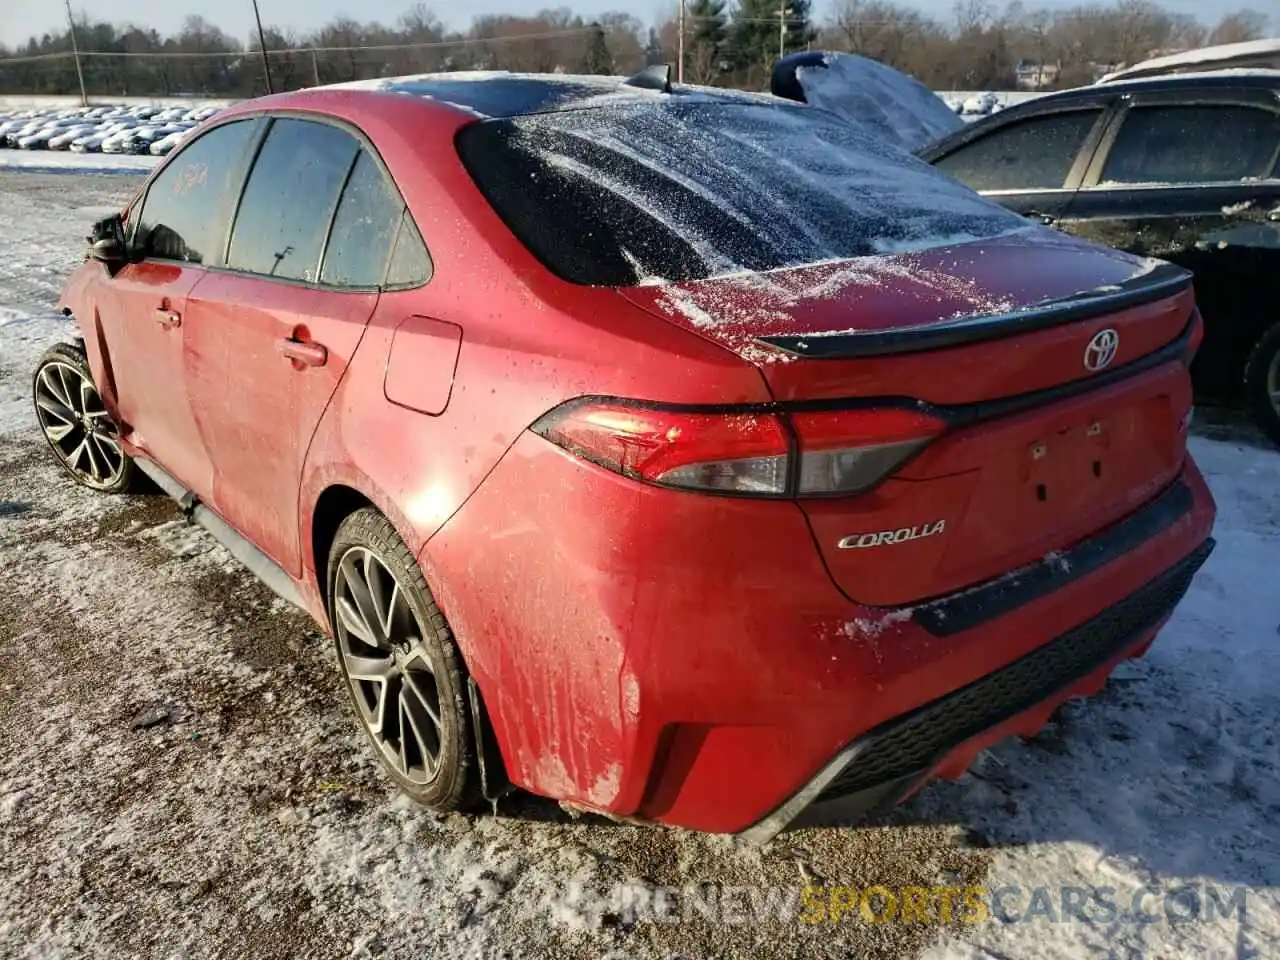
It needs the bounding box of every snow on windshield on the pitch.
[792,53,964,152]
[458,100,1027,287]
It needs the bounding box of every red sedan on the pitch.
[39,71,1215,841]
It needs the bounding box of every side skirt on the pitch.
[133,457,306,611]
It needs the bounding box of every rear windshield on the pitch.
[456,100,1026,286]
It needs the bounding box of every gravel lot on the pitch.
[0,171,1275,960]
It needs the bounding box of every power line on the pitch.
[0,25,601,66]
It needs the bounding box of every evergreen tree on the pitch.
[580,22,613,74]
[685,0,729,83]
[729,0,814,77]
[644,26,665,66]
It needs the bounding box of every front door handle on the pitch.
[278,338,328,367]
[1025,210,1057,225]
[153,307,181,328]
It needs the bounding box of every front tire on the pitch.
[327,508,479,811]
[1243,320,1280,447]
[32,341,136,493]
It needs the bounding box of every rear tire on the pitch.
[1243,321,1280,447]
[327,508,479,811]
[32,341,137,493]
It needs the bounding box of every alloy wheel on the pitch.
[333,545,444,785]
[34,360,126,490]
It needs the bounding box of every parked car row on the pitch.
[0,103,220,155]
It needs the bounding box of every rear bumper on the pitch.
[424,432,1216,835]
[738,537,1213,843]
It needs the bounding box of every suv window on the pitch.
[1100,105,1280,185]
[319,151,404,288]
[933,110,1102,192]
[133,119,258,265]
[227,118,358,281]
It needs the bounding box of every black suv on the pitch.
[921,71,1280,443]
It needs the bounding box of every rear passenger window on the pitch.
[385,212,432,287]
[934,110,1102,192]
[227,118,358,281]
[320,152,403,288]
[134,119,257,264]
[1101,105,1280,185]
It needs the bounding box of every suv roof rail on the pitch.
[1097,37,1280,83]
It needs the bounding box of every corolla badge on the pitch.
[1084,328,1119,372]
[838,520,946,550]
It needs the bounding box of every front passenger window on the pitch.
[934,110,1102,192]
[133,119,258,265]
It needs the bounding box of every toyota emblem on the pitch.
[1084,329,1119,372]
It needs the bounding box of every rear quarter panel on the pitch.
[293,94,768,589]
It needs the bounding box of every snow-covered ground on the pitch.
[0,170,1276,959]
[0,150,157,175]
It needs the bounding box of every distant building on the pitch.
[1015,59,1060,90]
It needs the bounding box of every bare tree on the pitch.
[832,0,943,71]
[1209,8,1271,44]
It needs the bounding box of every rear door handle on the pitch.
[153,308,181,328]
[278,338,327,367]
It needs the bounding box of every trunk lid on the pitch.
[621,231,1198,607]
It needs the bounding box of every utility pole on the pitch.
[676,0,685,84]
[779,0,788,61]
[310,49,320,87]
[251,0,274,94]
[63,0,87,106]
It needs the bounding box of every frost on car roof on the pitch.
[1099,37,1280,83]
[458,97,1027,286]
[319,71,773,119]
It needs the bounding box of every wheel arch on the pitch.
[310,483,376,602]
[301,471,432,625]
[308,479,512,802]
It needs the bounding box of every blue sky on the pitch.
[1,0,1253,49]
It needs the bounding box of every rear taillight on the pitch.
[531,401,790,495]
[532,400,945,497]
[791,407,946,495]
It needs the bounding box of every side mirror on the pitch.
[90,237,125,263]
[86,213,129,271]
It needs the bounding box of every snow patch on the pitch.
[842,608,915,640]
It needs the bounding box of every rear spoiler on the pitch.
[756,261,1192,359]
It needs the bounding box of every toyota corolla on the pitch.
[39,71,1215,840]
